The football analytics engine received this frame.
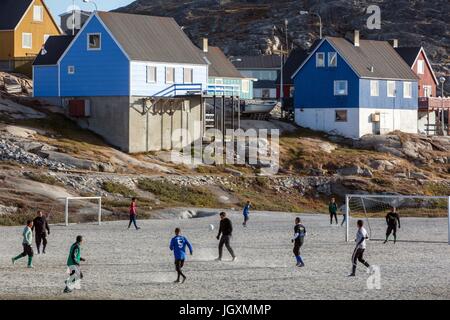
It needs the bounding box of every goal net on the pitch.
[345,195,450,244]
[51,197,102,226]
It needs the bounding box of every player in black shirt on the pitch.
[383,207,401,244]
[32,210,50,254]
[215,212,236,261]
[291,217,306,267]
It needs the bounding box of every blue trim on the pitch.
[153,83,203,97]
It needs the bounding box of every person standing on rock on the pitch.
[127,197,140,230]
[292,217,306,267]
[242,201,251,227]
[215,212,236,261]
[328,197,338,225]
[12,220,34,268]
[64,235,86,293]
[384,207,401,244]
[169,227,193,284]
[32,210,50,254]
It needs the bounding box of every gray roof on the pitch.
[203,46,243,78]
[33,36,74,66]
[97,12,207,65]
[394,47,422,67]
[0,0,32,30]
[233,55,281,69]
[326,37,418,80]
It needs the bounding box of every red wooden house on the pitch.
[395,45,449,135]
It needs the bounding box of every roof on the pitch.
[203,46,243,78]
[394,47,422,67]
[276,48,309,85]
[97,12,207,65]
[395,46,438,85]
[292,36,419,81]
[0,0,33,30]
[33,35,74,65]
[233,55,281,69]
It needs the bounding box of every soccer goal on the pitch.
[345,194,450,244]
[56,197,102,226]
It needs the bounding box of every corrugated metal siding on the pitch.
[59,15,130,97]
[33,65,58,97]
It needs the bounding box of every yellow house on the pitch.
[0,0,61,74]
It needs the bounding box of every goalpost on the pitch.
[345,194,450,245]
[57,197,102,226]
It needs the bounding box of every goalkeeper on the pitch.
[383,207,401,244]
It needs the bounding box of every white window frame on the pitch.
[33,5,44,22]
[334,80,348,96]
[68,66,75,75]
[403,82,412,98]
[387,81,396,97]
[328,52,337,67]
[423,85,432,97]
[146,66,156,83]
[87,33,101,51]
[417,60,424,75]
[316,52,325,67]
[370,80,379,96]
[165,67,175,84]
[22,33,32,49]
[43,34,50,43]
[183,68,193,84]
[241,79,250,93]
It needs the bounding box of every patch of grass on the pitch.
[423,182,450,196]
[102,181,137,197]
[24,172,63,186]
[137,179,220,207]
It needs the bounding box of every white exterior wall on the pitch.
[295,108,418,138]
[130,61,208,97]
[358,108,418,136]
[295,108,360,137]
[418,111,436,135]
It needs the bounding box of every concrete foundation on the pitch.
[65,95,202,153]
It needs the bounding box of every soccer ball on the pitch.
[209,224,215,231]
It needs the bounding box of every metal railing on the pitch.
[153,83,203,97]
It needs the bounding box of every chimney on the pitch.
[389,39,399,48]
[354,30,360,47]
[203,38,208,53]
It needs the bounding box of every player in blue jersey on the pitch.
[291,217,307,267]
[242,201,251,227]
[169,228,193,284]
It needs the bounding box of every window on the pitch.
[183,68,193,83]
[423,85,432,97]
[33,5,43,22]
[215,78,223,85]
[165,67,175,83]
[328,52,337,67]
[335,110,348,122]
[387,81,396,97]
[403,82,412,98]
[242,79,249,93]
[44,34,50,43]
[316,52,325,67]
[68,66,75,75]
[417,60,424,74]
[334,80,348,96]
[146,66,156,83]
[370,80,379,96]
[22,33,32,49]
[87,33,101,50]
[262,89,271,99]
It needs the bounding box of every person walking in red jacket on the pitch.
[127,198,140,230]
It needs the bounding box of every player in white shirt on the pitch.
[349,220,370,276]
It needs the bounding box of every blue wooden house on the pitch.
[291,31,419,138]
[33,11,209,152]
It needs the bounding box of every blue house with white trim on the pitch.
[291,32,419,138]
[33,11,209,153]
